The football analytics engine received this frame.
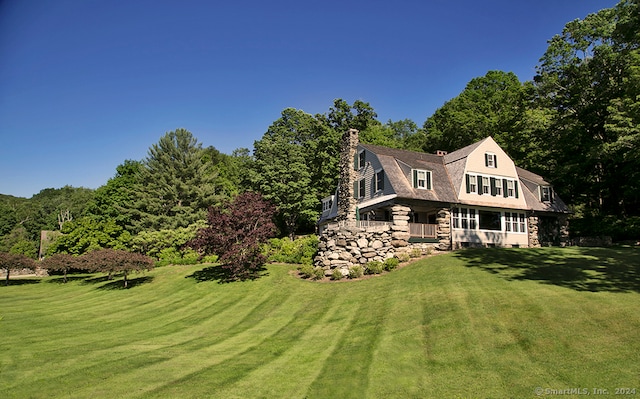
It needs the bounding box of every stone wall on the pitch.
[314,224,397,276]
[314,204,444,275]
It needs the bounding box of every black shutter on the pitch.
[490,177,496,196]
[515,181,519,198]
[485,153,489,167]
[413,170,418,188]
[503,179,509,198]
[360,179,365,198]
[427,171,432,190]
[478,175,483,195]
[465,174,470,193]
[493,155,498,168]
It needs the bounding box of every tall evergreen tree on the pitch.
[130,129,218,232]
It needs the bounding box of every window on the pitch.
[541,186,552,202]
[466,174,477,194]
[375,170,385,192]
[354,150,366,170]
[478,210,501,231]
[505,212,526,233]
[353,179,365,199]
[482,177,490,194]
[485,153,497,168]
[452,207,477,230]
[412,169,432,190]
[322,198,333,212]
[507,180,515,197]
[493,178,502,196]
[452,208,459,229]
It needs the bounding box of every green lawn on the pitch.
[1,247,639,398]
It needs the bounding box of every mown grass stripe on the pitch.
[140,287,338,398]
[304,286,390,398]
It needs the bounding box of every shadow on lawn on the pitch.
[1,278,41,287]
[186,264,268,284]
[48,274,154,289]
[95,276,154,290]
[455,246,640,293]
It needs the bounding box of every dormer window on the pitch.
[485,153,497,168]
[375,170,385,192]
[322,196,334,212]
[354,150,366,170]
[541,186,553,202]
[412,169,432,190]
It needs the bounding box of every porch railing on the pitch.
[409,223,437,238]
[328,220,393,230]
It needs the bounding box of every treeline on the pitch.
[1,0,639,261]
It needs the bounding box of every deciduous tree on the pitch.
[189,192,276,281]
[0,252,36,286]
[81,249,154,288]
[41,253,79,283]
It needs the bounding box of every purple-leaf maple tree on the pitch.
[81,249,154,288]
[189,191,276,281]
[0,252,36,286]
[41,253,79,283]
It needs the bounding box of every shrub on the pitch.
[266,235,319,265]
[348,265,364,279]
[298,264,314,279]
[201,254,219,264]
[365,261,384,275]
[331,268,344,280]
[311,267,325,280]
[383,257,400,271]
[409,248,422,258]
[396,252,411,263]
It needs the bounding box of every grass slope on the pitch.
[0,247,639,398]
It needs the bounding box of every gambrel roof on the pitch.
[358,137,569,214]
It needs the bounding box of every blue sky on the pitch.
[0,0,618,198]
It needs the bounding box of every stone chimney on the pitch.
[336,128,359,222]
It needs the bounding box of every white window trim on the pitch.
[485,152,497,168]
[375,169,384,192]
[452,207,528,234]
[412,169,432,190]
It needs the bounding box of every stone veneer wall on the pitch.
[436,208,451,250]
[336,128,359,222]
[528,216,541,248]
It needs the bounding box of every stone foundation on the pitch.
[314,224,396,276]
[315,204,444,275]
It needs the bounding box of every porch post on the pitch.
[528,215,541,248]
[390,205,411,247]
[436,208,451,250]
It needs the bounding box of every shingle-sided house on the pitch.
[319,131,570,250]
